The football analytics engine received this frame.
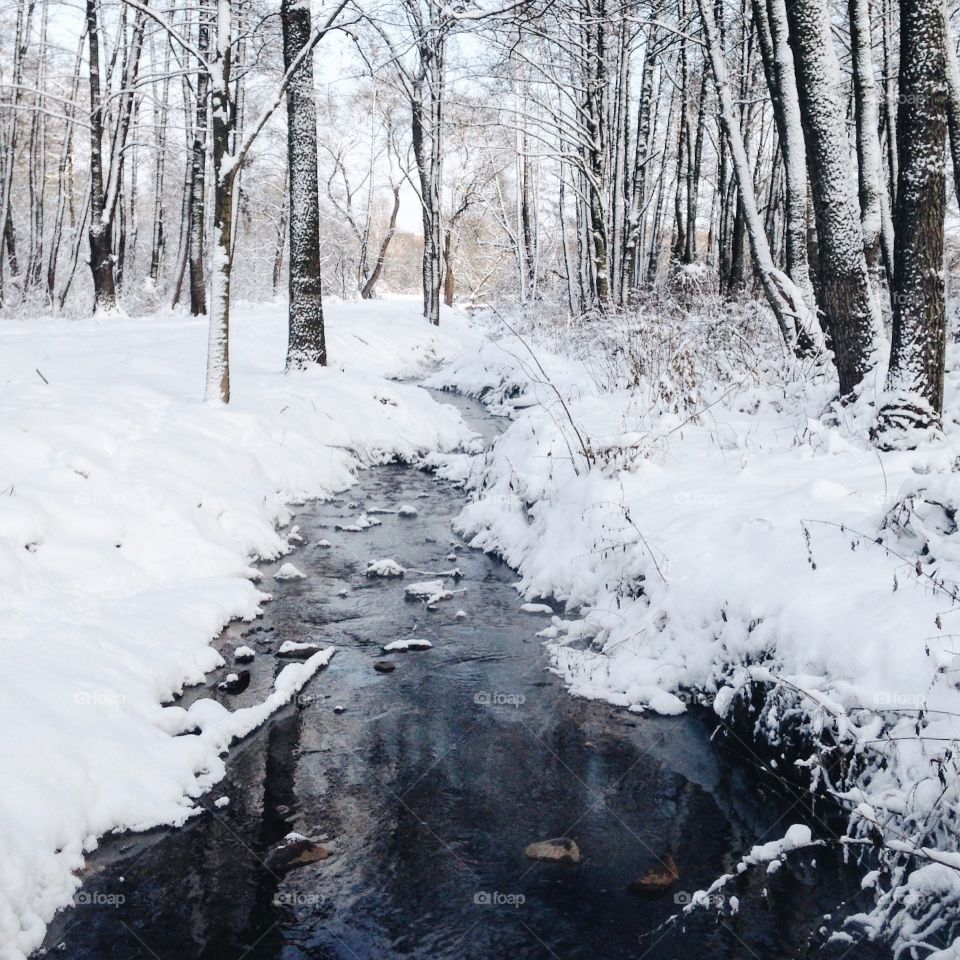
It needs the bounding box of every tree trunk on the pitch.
[945,20,960,205]
[85,0,117,312]
[696,0,824,355]
[442,227,454,306]
[361,184,400,299]
[761,0,814,304]
[624,16,657,297]
[875,0,947,443]
[205,0,234,404]
[282,0,326,368]
[189,1,211,316]
[849,0,894,282]
[785,0,881,394]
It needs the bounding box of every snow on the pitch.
[335,513,382,532]
[404,579,455,603]
[520,602,552,614]
[428,309,960,951]
[383,638,433,651]
[274,562,305,580]
[0,300,479,959]
[366,558,406,577]
[234,645,256,662]
[278,640,323,657]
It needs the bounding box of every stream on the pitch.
[40,390,882,960]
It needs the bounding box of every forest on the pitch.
[0,0,954,428]
[1,0,959,955]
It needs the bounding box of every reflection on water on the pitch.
[41,392,881,960]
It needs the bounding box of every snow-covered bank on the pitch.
[427,305,960,951]
[0,300,480,960]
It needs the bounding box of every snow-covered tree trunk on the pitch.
[881,0,899,206]
[85,0,117,313]
[148,31,172,289]
[0,0,35,306]
[583,0,609,305]
[282,0,325,368]
[945,21,960,205]
[624,17,657,298]
[875,0,947,444]
[848,0,894,282]
[189,1,211,316]
[763,0,814,305]
[696,0,824,357]
[45,27,83,302]
[785,0,882,393]
[205,0,235,403]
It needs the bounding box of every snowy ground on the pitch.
[0,299,480,960]
[427,305,960,953]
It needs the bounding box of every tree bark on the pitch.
[849,0,894,282]
[759,0,814,304]
[282,0,326,368]
[85,0,117,312]
[875,0,947,443]
[945,20,960,204]
[189,0,211,316]
[785,0,882,394]
[205,0,234,403]
[361,184,400,299]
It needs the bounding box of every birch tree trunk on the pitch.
[205,0,235,403]
[875,0,947,444]
[283,0,326,368]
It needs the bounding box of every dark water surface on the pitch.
[40,391,882,960]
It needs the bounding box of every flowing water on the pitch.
[40,390,882,960]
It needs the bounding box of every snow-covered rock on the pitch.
[383,638,433,652]
[274,562,305,581]
[404,579,454,603]
[277,640,323,658]
[366,559,406,578]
